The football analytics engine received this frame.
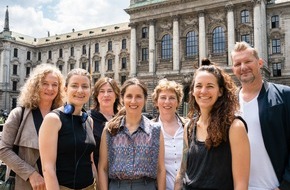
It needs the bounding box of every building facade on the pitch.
[0,0,290,116]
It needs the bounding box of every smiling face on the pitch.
[122,84,145,116]
[157,89,178,116]
[65,74,91,108]
[97,82,117,109]
[192,71,222,112]
[39,72,59,104]
[232,48,263,84]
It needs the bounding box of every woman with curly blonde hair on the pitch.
[0,63,64,190]
[174,59,250,190]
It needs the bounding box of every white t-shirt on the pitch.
[158,117,183,190]
[239,92,279,190]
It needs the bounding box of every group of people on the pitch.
[0,41,289,190]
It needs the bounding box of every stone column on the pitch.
[199,11,206,66]
[114,43,120,81]
[284,13,290,72]
[253,0,263,61]
[130,23,137,77]
[226,3,235,65]
[260,0,267,66]
[149,20,155,73]
[173,16,180,71]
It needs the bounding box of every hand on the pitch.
[29,171,46,190]
[274,188,280,190]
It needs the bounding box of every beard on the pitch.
[239,73,255,84]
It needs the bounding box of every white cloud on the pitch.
[0,0,130,38]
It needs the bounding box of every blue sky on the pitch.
[0,0,130,38]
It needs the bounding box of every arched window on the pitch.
[161,34,172,59]
[212,26,225,53]
[186,31,198,57]
[241,10,249,23]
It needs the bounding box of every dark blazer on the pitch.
[256,81,290,189]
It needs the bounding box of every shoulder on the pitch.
[43,109,62,124]
[267,82,290,93]
[229,117,248,135]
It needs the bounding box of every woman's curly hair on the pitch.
[107,78,148,136]
[187,58,239,149]
[18,63,65,109]
[91,77,121,114]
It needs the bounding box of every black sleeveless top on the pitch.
[184,116,247,190]
[54,110,96,189]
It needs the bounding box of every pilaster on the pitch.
[198,10,206,66]
[129,23,137,77]
[173,16,180,71]
[149,20,156,73]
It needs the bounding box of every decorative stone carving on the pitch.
[160,20,172,30]
[184,16,198,27]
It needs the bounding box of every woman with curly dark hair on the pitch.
[174,59,250,190]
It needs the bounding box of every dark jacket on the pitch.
[256,81,290,189]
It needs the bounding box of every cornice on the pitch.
[125,0,179,15]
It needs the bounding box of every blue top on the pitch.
[107,116,161,180]
[54,110,96,189]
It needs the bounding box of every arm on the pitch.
[39,112,61,190]
[157,130,166,190]
[174,123,189,190]
[0,107,37,180]
[229,119,250,190]
[98,129,109,190]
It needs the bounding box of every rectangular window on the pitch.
[26,67,30,77]
[121,76,126,85]
[95,43,99,53]
[108,41,112,51]
[82,45,86,55]
[122,57,126,69]
[38,52,41,61]
[82,62,86,70]
[13,48,18,58]
[241,34,250,44]
[70,64,74,70]
[273,63,281,77]
[272,39,281,54]
[241,10,250,23]
[94,61,99,72]
[71,47,74,56]
[122,39,126,49]
[12,81,17,91]
[59,65,63,72]
[142,27,148,38]
[27,51,31,60]
[108,59,113,71]
[48,50,52,59]
[271,15,279,28]
[59,49,63,58]
[12,98,17,109]
[142,48,149,61]
[13,65,17,75]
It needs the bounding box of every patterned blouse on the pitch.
[107,115,161,180]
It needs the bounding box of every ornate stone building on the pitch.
[0,0,290,116]
[125,0,290,115]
